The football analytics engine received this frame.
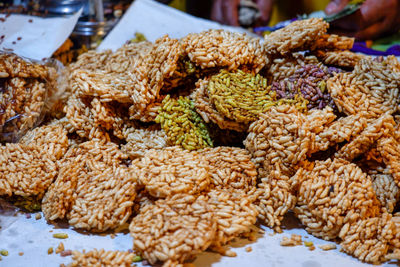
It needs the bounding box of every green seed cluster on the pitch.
[208,69,276,124]
[155,95,213,150]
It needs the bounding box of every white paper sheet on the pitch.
[0,10,82,61]
[0,210,379,267]
[98,0,254,51]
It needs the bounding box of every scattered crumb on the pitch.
[304,241,314,247]
[268,232,275,236]
[12,41,16,45]
[35,213,42,220]
[258,228,265,234]
[309,245,316,251]
[319,244,337,251]
[280,234,303,246]
[225,249,237,257]
[17,37,22,41]
[110,234,116,239]
[55,242,65,254]
[28,19,33,23]
[25,214,31,219]
[48,247,54,254]
[49,230,53,232]
[60,264,66,267]
[245,246,253,252]
[53,233,68,239]
[60,250,72,257]
[18,252,23,256]
[0,250,8,256]
[0,255,2,261]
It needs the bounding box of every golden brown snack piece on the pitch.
[312,34,354,51]
[264,18,329,55]
[67,49,112,73]
[354,58,400,114]
[377,135,400,187]
[132,146,210,198]
[130,194,216,265]
[70,69,132,104]
[386,55,400,73]
[42,140,137,232]
[314,50,366,68]
[255,168,296,231]
[1,78,47,141]
[370,168,400,213]
[130,35,182,115]
[328,57,400,119]
[0,125,68,197]
[280,234,303,246]
[245,105,311,177]
[64,95,108,140]
[207,188,259,248]
[292,158,381,240]
[313,112,368,153]
[245,105,310,229]
[0,53,48,79]
[68,36,182,124]
[0,53,59,142]
[67,41,151,74]
[335,113,395,161]
[199,146,257,192]
[194,78,247,132]
[121,128,167,159]
[265,53,319,82]
[182,29,266,72]
[339,213,400,264]
[68,249,135,267]
[19,124,69,159]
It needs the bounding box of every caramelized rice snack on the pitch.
[264,18,329,55]
[182,29,266,72]
[131,146,210,198]
[292,158,382,240]
[42,140,137,232]
[0,125,68,197]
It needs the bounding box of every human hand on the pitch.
[325,0,400,40]
[211,0,274,26]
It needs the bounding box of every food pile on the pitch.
[1,18,400,266]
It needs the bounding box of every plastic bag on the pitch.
[0,52,65,143]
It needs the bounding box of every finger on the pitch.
[355,15,396,40]
[355,0,398,39]
[256,0,275,24]
[329,10,365,31]
[221,0,240,26]
[211,0,224,23]
[359,0,395,23]
[325,0,350,15]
